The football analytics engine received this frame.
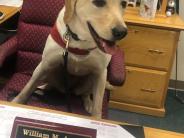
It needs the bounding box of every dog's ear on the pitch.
[64,0,77,24]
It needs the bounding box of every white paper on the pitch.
[0,0,23,7]
[0,104,135,138]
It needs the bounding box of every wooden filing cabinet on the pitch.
[109,9,184,117]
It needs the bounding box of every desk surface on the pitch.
[0,101,183,138]
[0,5,20,24]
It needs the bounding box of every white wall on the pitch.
[170,0,184,81]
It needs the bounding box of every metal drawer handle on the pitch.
[148,49,164,54]
[141,88,157,93]
[134,30,139,34]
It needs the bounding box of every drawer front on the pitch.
[118,25,178,71]
[110,66,167,108]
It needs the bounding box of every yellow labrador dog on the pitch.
[12,0,128,118]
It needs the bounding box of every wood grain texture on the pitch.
[0,6,20,24]
[160,32,180,107]
[144,127,184,138]
[110,66,167,108]
[160,0,168,15]
[109,100,165,117]
[119,25,178,71]
[110,29,180,116]
[110,8,184,116]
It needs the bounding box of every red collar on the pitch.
[50,24,96,55]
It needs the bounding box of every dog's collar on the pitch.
[50,24,96,55]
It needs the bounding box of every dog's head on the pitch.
[64,0,128,51]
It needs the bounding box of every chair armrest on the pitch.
[107,49,126,86]
[0,28,17,33]
[0,36,18,67]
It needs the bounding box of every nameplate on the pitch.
[11,117,97,138]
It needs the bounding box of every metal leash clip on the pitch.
[63,31,70,54]
[62,30,72,112]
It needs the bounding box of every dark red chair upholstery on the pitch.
[0,0,125,119]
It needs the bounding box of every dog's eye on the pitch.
[121,1,127,8]
[92,0,106,7]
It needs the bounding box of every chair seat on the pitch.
[0,72,90,116]
[0,0,125,119]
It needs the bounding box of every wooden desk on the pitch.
[0,5,21,24]
[144,127,184,138]
[0,101,183,138]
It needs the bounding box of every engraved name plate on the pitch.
[11,117,97,138]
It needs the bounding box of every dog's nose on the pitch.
[112,27,127,40]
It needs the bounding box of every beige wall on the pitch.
[170,0,184,81]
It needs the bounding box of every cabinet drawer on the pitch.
[110,66,167,108]
[118,25,178,71]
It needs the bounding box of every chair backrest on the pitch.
[15,0,65,73]
[17,0,65,53]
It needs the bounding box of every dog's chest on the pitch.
[66,49,111,76]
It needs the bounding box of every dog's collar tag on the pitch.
[63,31,71,54]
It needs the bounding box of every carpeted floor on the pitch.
[108,90,184,133]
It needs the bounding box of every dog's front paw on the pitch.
[92,112,102,119]
[83,96,93,114]
[105,81,115,90]
[12,96,27,104]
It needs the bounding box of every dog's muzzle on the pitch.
[87,22,119,55]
